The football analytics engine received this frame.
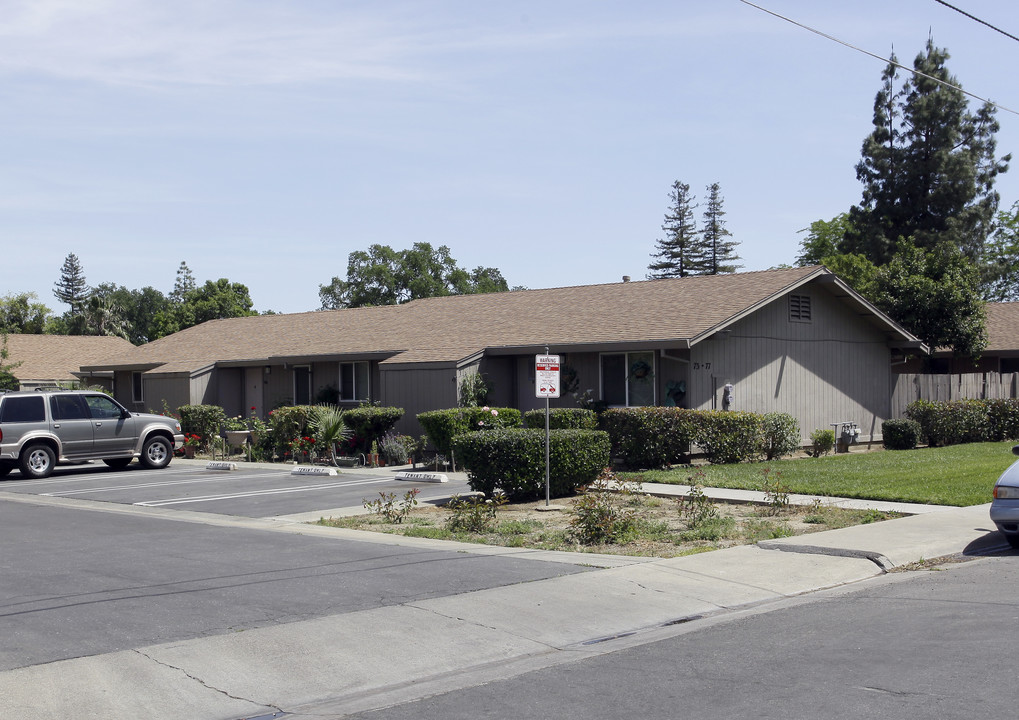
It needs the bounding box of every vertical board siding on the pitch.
[380,366,457,436]
[689,289,892,441]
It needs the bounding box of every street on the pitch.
[344,553,1019,720]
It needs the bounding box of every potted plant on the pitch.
[223,415,250,452]
[182,433,201,458]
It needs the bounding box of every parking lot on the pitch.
[0,459,473,518]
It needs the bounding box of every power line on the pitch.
[737,0,1019,117]
[933,0,1019,45]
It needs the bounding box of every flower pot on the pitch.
[225,430,250,451]
[183,446,195,459]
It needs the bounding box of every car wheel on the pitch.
[140,436,172,469]
[103,458,132,470]
[19,443,55,479]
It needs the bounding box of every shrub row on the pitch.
[451,428,610,501]
[904,398,1019,447]
[598,407,801,468]
[417,407,523,459]
[881,419,922,450]
[522,408,599,430]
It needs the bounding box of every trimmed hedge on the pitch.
[417,407,523,458]
[599,407,697,470]
[342,406,404,454]
[905,399,990,447]
[882,418,921,450]
[177,404,226,448]
[523,408,599,430]
[693,411,765,465]
[451,428,610,500]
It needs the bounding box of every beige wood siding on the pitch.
[687,289,892,442]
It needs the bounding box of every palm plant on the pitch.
[310,405,351,466]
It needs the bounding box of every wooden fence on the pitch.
[891,372,1018,418]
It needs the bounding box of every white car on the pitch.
[990,445,1019,549]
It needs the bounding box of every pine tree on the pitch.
[170,261,196,304]
[52,253,91,315]
[843,40,1009,264]
[700,183,741,275]
[648,181,700,279]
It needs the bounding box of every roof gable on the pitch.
[3,334,135,382]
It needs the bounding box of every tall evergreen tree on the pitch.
[53,253,91,315]
[648,181,700,279]
[700,183,741,275]
[843,40,1009,264]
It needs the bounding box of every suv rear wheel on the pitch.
[20,443,55,479]
[140,436,172,469]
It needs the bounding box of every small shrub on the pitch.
[881,418,921,450]
[379,433,414,464]
[809,428,835,457]
[760,468,790,515]
[177,404,226,449]
[445,493,506,532]
[568,470,639,545]
[678,484,718,527]
[451,428,609,501]
[985,399,1019,441]
[458,372,491,407]
[342,406,404,455]
[362,488,420,524]
[758,412,801,460]
[693,411,765,464]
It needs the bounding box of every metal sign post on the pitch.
[535,349,560,506]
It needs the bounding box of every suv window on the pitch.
[84,395,125,419]
[51,395,89,420]
[0,396,46,423]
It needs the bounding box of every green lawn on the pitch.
[623,441,1019,507]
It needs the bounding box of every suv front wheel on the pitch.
[140,436,172,469]
[20,443,55,479]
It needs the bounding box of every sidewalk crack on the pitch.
[133,649,283,714]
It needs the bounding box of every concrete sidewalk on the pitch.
[2,492,1006,720]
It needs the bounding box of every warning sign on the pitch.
[535,354,561,398]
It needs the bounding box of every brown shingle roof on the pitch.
[985,302,1019,352]
[86,266,908,375]
[3,334,135,382]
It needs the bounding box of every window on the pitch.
[789,294,812,322]
[85,395,125,419]
[340,362,370,402]
[51,395,89,420]
[0,396,46,423]
[601,351,655,407]
[293,366,312,405]
[132,372,144,403]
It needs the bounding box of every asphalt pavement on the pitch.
[0,458,1009,720]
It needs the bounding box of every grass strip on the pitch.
[623,441,1018,507]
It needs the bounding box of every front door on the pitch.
[84,394,137,455]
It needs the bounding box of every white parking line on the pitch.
[134,477,394,507]
[42,476,235,497]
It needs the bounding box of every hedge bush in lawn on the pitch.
[599,407,697,469]
[522,408,599,430]
[342,406,404,454]
[417,407,522,458]
[451,428,610,501]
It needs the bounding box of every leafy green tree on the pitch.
[795,213,854,267]
[982,200,1019,302]
[0,292,52,334]
[185,279,257,325]
[648,181,701,279]
[699,183,741,275]
[873,243,986,357]
[319,243,509,309]
[843,41,1009,265]
[80,284,130,340]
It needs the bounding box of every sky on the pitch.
[4,0,1019,316]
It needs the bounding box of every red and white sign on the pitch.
[535,354,561,398]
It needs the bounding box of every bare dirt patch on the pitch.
[317,488,901,559]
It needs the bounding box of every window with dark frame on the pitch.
[132,372,144,403]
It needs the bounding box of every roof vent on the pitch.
[622,275,631,283]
